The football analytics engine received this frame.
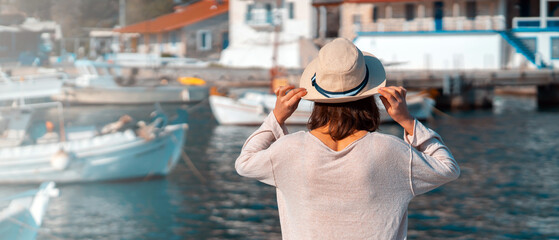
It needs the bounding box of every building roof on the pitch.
[115,0,228,34]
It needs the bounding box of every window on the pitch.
[197,30,212,51]
[288,2,295,19]
[466,1,476,20]
[405,3,415,21]
[265,3,273,23]
[353,14,361,24]
[372,6,378,22]
[246,4,254,21]
[171,31,177,46]
[552,37,559,59]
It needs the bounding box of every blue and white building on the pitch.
[313,0,559,70]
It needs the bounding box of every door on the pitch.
[222,32,229,50]
[434,1,444,31]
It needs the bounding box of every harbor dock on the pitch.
[6,65,559,109]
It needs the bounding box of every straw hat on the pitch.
[300,38,386,103]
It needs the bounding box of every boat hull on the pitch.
[52,86,208,104]
[209,92,434,125]
[210,95,312,125]
[0,182,58,240]
[0,124,187,184]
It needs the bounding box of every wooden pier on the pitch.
[386,69,559,109]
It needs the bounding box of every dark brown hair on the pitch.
[307,96,380,140]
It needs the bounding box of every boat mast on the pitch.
[270,0,283,93]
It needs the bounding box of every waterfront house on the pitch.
[114,0,229,61]
[219,0,318,69]
[312,0,559,70]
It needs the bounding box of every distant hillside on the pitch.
[5,0,201,37]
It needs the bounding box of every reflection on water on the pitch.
[1,96,558,239]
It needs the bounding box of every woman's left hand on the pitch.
[273,85,307,125]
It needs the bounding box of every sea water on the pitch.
[0,95,558,239]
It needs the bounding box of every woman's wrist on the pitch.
[397,117,415,136]
[273,109,286,125]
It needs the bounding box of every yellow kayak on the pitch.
[178,77,206,86]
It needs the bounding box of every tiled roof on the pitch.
[115,0,228,34]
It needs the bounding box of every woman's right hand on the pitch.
[378,86,415,135]
[273,85,307,125]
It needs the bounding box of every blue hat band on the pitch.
[311,66,369,98]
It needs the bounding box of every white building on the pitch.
[315,0,559,70]
[219,0,318,69]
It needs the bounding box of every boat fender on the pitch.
[50,149,72,170]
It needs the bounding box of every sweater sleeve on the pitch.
[404,119,460,196]
[235,112,288,187]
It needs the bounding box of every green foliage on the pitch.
[125,0,175,25]
[14,0,52,20]
[11,0,183,37]
[80,0,120,28]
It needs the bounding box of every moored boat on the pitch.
[0,182,59,240]
[0,123,187,184]
[209,91,434,125]
[52,60,208,104]
[0,71,64,105]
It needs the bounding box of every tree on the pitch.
[126,0,175,25]
[14,0,52,20]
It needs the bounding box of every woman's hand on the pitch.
[378,86,415,135]
[273,85,307,125]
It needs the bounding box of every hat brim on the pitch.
[299,52,386,103]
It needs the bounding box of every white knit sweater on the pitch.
[236,112,460,239]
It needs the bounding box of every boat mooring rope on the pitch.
[169,134,207,184]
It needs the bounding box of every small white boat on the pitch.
[210,91,314,125]
[52,60,208,104]
[209,91,435,125]
[0,123,187,184]
[0,71,64,104]
[0,182,59,240]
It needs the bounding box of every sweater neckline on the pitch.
[306,131,371,153]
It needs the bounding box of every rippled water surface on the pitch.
[1,95,559,239]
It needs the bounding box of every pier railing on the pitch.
[360,16,505,32]
[513,17,559,29]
